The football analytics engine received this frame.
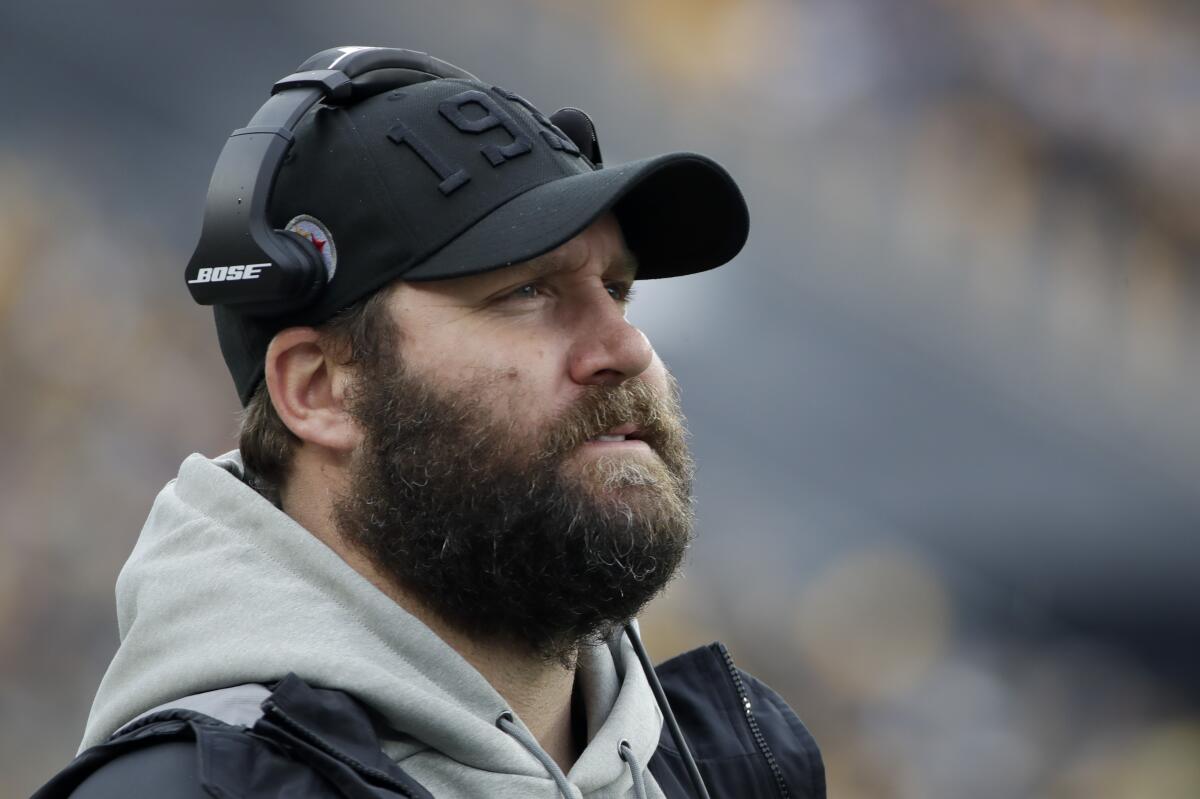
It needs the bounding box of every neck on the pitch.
[417,610,582,772]
[281,460,583,771]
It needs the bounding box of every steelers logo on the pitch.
[284,214,337,280]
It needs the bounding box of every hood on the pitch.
[81,451,666,798]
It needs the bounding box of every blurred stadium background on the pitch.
[3,1,1199,797]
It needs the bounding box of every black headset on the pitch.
[184,47,478,316]
[185,46,602,319]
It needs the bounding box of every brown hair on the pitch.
[238,285,399,503]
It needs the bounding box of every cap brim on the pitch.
[401,152,749,282]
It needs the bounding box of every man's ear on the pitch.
[264,327,360,453]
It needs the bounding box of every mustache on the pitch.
[537,378,684,459]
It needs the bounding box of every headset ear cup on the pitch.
[275,229,330,310]
[549,107,601,166]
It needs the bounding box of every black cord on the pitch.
[624,623,712,799]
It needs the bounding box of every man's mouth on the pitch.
[585,422,645,444]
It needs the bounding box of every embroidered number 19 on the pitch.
[385,87,582,197]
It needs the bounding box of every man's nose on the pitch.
[567,291,654,386]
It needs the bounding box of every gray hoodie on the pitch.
[81,451,666,798]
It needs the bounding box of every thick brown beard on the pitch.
[332,352,695,666]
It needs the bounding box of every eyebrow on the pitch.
[523,248,639,280]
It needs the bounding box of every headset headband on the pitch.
[184,47,478,315]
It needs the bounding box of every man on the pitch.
[36,47,824,798]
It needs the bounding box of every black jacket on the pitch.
[35,642,824,798]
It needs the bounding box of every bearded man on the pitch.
[36,47,824,799]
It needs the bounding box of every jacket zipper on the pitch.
[716,642,791,798]
[261,699,420,798]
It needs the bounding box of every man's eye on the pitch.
[607,283,636,303]
[510,284,542,300]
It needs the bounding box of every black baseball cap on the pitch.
[215,76,749,405]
